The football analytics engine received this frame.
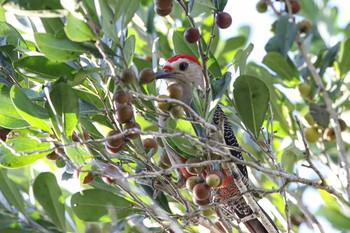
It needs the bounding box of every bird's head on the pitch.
[156,54,204,104]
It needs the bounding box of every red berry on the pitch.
[215,12,232,29]
[285,0,300,14]
[184,27,200,43]
[123,121,141,139]
[106,129,125,149]
[192,182,211,201]
[115,104,134,123]
[113,90,130,105]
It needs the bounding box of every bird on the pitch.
[154,54,278,233]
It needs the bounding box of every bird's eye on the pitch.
[179,62,189,71]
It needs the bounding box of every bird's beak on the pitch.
[155,69,177,80]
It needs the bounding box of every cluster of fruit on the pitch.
[256,0,300,14]
[106,68,159,153]
[183,157,228,208]
[258,0,312,34]
[303,115,347,144]
[298,83,348,143]
[154,0,172,17]
[184,11,232,44]
[156,84,185,119]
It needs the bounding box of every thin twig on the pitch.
[296,35,350,199]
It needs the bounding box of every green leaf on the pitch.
[124,35,135,67]
[95,0,119,44]
[0,22,27,47]
[317,206,350,230]
[119,0,140,29]
[281,145,303,173]
[318,42,340,77]
[48,83,79,137]
[265,15,298,57]
[41,18,64,34]
[338,38,350,79]
[0,5,6,22]
[64,13,95,42]
[190,0,215,17]
[0,169,25,213]
[233,43,254,75]
[173,27,199,58]
[0,94,29,129]
[262,52,299,83]
[215,0,228,11]
[309,102,329,128]
[246,63,291,136]
[217,36,246,65]
[166,118,200,158]
[71,189,140,221]
[10,86,52,133]
[13,56,75,81]
[33,172,66,231]
[0,129,53,168]
[34,32,86,61]
[140,185,172,213]
[72,67,102,86]
[211,72,231,105]
[233,75,269,139]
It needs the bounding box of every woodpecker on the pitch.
[155,54,278,233]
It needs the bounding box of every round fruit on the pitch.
[205,170,224,188]
[123,121,141,139]
[185,157,205,175]
[339,119,347,131]
[192,182,211,201]
[155,0,172,10]
[167,83,183,99]
[139,68,156,84]
[46,151,60,160]
[170,105,184,119]
[256,1,268,13]
[120,68,136,84]
[304,127,320,143]
[143,138,158,155]
[105,143,123,154]
[215,12,232,29]
[159,150,171,167]
[184,27,200,43]
[299,19,312,33]
[186,176,199,191]
[106,129,125,148]
[83,172,94,184]
[156,94,171,112]
[115,104,134,123]
[324,127,335,141]
[193,196,211,206]
[304,113,315,126]
[297,83,311,98]
[285,0,301,14]
[113,90,130,105]
[155,6,172,16]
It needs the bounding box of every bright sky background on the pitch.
[223,1,349,233]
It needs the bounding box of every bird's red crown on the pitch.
[167,54,201,67]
